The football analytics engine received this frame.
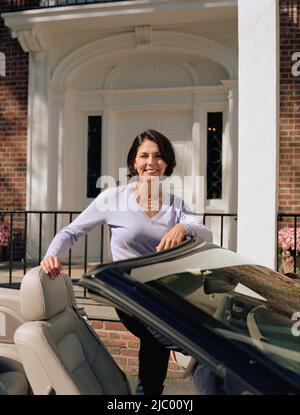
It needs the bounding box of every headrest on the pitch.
[20,267,68,321]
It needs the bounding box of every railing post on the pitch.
[23,212,28,276]
[38,213,43,264]
[294,216,297,274]
[9,212,13,285]
[100,224,104,264]
[68,213,73,276]
[54,212,57,236]
[83,234,88,297]
[220,215,224,247]
[276,214,281,272]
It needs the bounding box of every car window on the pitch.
[148,265,300,377]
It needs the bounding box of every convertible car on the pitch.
[0,237,299,395]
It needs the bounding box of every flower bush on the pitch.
[278,226,300,251]
[0,221,10,246]
[278,226,300,272]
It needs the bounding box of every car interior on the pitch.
[0,241,299,395]
[0,287,29,395]
[1,267,131,395]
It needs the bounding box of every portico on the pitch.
[3,0,279,266]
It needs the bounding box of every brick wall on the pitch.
[91,320,185,379]
[0,10,28,213]
[280,0,300,212]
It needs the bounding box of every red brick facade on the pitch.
[91,320,184,378]
[0,9,28,212]
[280,0,300,213]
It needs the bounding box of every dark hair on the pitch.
[127,129,176,178]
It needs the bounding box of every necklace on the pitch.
[132,182,161,211]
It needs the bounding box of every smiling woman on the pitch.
[40,129,213,395]
[127,129,176,179]
[135,141,167,178]
[127,130,175,222]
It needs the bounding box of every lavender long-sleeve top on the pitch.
[45,184,213,261]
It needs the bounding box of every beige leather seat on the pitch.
[0,356,29,395]
[0,287,30,395]
[14,267,130,395]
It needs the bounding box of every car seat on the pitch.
[14,266,131,395]
[0,287,30,395]
[0,355,29,395]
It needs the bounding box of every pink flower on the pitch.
[0,222,10,246]
[278,226,300,252]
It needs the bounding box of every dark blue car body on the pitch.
[80,237,300,395]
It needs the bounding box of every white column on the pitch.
[27,51,49,211]
[102,95,116,179]
[192,97,203,213]
[101,95,114,261]
[47,90,66,211]
[222,80,238,212]
[26,51,49,260]
[11,28,50,260]
[222,80,238,251]
[237,0,279,267]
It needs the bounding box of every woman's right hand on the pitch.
[40,256,63,279]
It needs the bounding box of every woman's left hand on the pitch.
[156,224,186,252]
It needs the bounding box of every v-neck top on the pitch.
[45,184,213,261]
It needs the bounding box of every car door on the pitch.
[80,239,300,395]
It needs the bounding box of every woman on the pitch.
[41,129,213,395]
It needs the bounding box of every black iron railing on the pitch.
[202,212,237,248]
[0,210,236,286]
[1,0,132,13]
[0,210,105,285]
[277,213,300,274]
[2,209,297,323]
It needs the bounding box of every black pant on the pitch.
[116,309,170,395]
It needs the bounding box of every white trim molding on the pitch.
[11,28,48,52]
[51,31,237,88]
[3,1,237,34]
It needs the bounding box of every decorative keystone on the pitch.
[134,25,152,48]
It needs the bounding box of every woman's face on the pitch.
[134,140,167,180]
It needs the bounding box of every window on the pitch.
[87,116,102,198]
[207,112,223,199]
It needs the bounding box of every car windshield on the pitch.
[147,264,300,377]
